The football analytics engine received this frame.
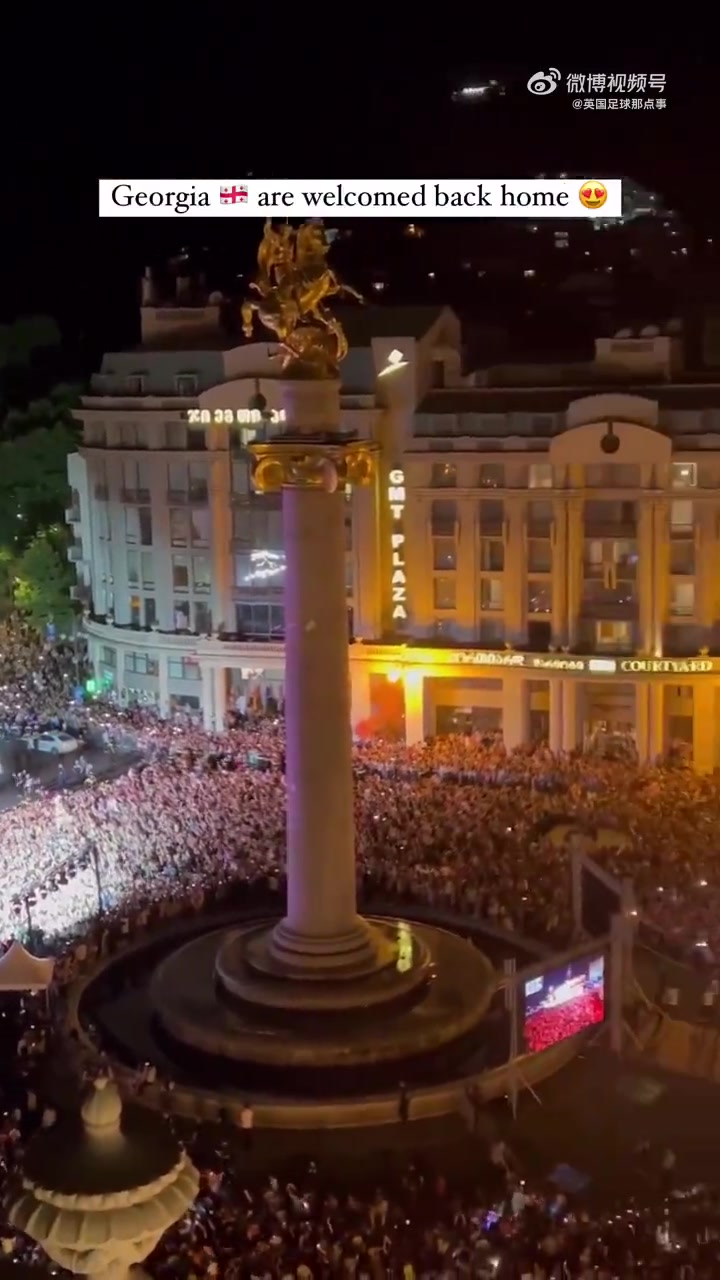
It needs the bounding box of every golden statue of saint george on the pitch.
[241,220,363,377]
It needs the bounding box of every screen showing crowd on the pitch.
[523,954,605,1054]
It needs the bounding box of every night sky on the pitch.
[4,33,717,371]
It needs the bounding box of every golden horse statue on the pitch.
[241,220,362,376]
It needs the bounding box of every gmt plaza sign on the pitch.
[387,467,408,624]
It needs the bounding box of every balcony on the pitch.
[65,506,80,524]
[580,584,637,621]
[68,541,84,563]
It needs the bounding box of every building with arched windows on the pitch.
[67,284,720,771]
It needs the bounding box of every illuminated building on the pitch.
[67,281,720,770]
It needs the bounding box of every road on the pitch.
[0,736,139,812]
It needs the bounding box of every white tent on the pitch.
[0,940,55,992]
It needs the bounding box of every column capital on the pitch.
[250,440,378,494]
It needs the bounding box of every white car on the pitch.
[21,731,80,755]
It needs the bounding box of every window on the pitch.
[433,576,456,610]
[164,422,187,449]
[530,415,554,435]
[232,507,253,541]
[670,541,695,575]
[122,458,151,500]
[120,423,139,448]
[527,500,553,529]
[129,595,141,627]
[188,461,209,502]
[86,423,106,447]
[480,539,504,572]
[174,600,191,629]
[168,656,201,680]
[232,458,251,496]
[176,374,198,396]
[141,552,155,589]
[170,509,188,547]
[236,601,284,638]
[478,463,504,489]
[101,646,116,668]
[613,540,638,569]
[194,602,212,634]
[168,461,188,496]
[190,508,210,547]
[124,652,159,676]
[192,556,211,593]
[670,499,694,532]
[124,507,152,546]
[670,581,695,617]
[596,620,631,649]
[430,499,456,535]
[432,537,456,570]
[527,539,552,573]
[527,580,551,613]
[127,550,139,586]
[125,375,145,394]
[528,463,553,489]
[144,598,156,628]
[479,618,505,644]
[479,499,504,530]
[187,428,206,451]
[585,463,640,488]
[480,578,504,611]
[172,555,189,590]
[430,462,456,488]
[672,462,696,489]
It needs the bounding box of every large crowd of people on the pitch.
[0,699,719,969]
[0,614,719,1273]
[0,992,717,1277]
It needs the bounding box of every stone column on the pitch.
[551,501,568,647]
[562,679,579,752]
[158,652,169,717]
[251,379,378,975]
[637,500,655,655]
[404,672,425,745]
[213,665,228,731]
[693,683,717,775]
[350,663,372,734]
[200,664,214,730]
[503,676,529,751]
[634,681,650,764]
[648,682,665,762]
[549,679,563,753]
[566,500,583,649]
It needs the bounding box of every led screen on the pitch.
[523,954,605,1054]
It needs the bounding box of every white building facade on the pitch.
[68,295,720,771]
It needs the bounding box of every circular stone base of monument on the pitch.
[254,914,393,981]
[219,917,427,1013]
[150,918,496,1071]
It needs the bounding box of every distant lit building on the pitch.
[68,283,720,771]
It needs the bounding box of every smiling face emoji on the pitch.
[579,180,608,211]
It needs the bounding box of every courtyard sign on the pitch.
[619,658,713,674]
[450,651,717,676]
[387,467,408,624]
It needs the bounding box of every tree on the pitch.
[0,420,79,549]
[0,315,61,371]
[14,532,76,633]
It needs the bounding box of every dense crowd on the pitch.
[0,995,718,1278]
[1,616,720,1274]
[1,706,720,970]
